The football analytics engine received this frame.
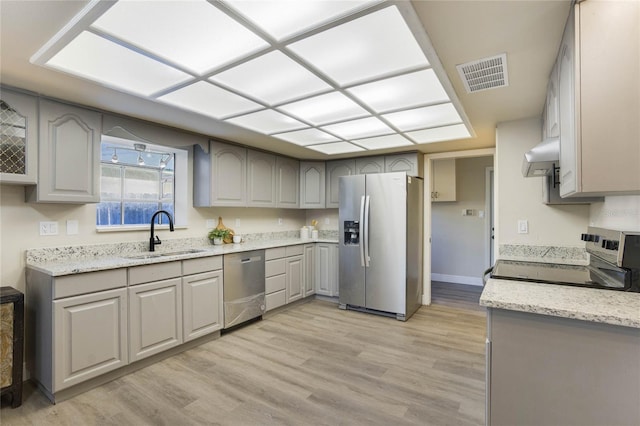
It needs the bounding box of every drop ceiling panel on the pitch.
[278,92,369,125]
[224,0,381,41]
[406,123,471,144]
[347,69,450,112]
[321,116,393,140]
[46,31,192,96]
[288,6,429,86]
[157,81,263,119]
[210,51,332,105]
[226,109,308,134]
[307,141,365,155]
[91,0,269,75]
[272,128,339,146]
[382,103,461,131]
[353,134,413,150]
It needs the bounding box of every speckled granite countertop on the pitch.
[27,237,338,277]
[481,278,640,328]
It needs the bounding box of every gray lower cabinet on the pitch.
[487,308,640,426]
[315,243,338,297]
[286,255,304,303]
[182,266,224,342]
[265,245,308,310]
[299,161,325,209]
[27,99,101,203]
[326,159,356,208]
[128,278,183,362]
[276,156,299,208]
[303,244,315,297]
[53,288,128,392]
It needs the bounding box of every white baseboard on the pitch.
[431,273,483,287]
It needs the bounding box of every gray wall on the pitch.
[432,156,493,283]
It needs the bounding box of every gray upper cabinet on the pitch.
[558,1,640,197]
[247,149,276,207]
[0,89,38,185]
[384,152,423,177]
[299,161,325,209]
[276,156,299,208]
[355,156,384,174]
[194,140,247,207]
[27,99,101,203]
[544,63,560,139]
[326,159,356,208]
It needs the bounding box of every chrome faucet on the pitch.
[149,210,174,251]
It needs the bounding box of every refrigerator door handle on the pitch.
[359,195,366,267]
[364,195,371,267]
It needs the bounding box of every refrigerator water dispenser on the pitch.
[344,220,359,245]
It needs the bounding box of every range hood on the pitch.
[522,137,559,177]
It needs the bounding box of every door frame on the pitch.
[423,148,495,305]
[485,166,495,268]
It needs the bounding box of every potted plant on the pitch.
[208,228,229,245]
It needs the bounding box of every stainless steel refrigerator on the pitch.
[338,172,423,321]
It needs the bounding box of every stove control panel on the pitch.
[584,226,640,268]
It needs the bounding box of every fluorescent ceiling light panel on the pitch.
[210,51,331,105]
[382,103,462,132]
[46,31,191,96]
[226,109,307,134]
[347,69,450,113]
[272,128,339,146]
[224,0,380,41]
[288,6,429,86]
[353,134,413,150]
[91,0,268,75]
[321,117,393,140]
[158,81,262,119]
[307,142,365,155]
[406,123,471,144]
[278,92,369,125]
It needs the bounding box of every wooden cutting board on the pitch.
[215,216,235,244]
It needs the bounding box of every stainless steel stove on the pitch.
[489,227,640,292]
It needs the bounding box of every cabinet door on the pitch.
[299,161,326,209]
[129,278,182,362]
[558,9,577,198]
[355,156,384,175]
[247,149,276,207]
[545,63,560,138]
[431,158,456,202]
[304,244,315,297]
[286,255,304,303]
[211,141,246,206]
[182,271,223,342]
[0,90,38,184]
[53,288,127,391]
[276,156,299,208]
[315,243,338,297]
[385,153,422,177]
[326,159,356,208]
[34,99,101,203]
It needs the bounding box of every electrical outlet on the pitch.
[39,221,59,236]
[66,220,79,235]
[278,218,283,226]
[517,219,529,234]
[235,218,241,227]
[324,218,330,225]
[206,219,215,229]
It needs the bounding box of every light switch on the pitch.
[206,219,215,229]
[39,221,59,236]
[518,219,529,234]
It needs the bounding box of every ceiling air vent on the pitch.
[456,53,509,93]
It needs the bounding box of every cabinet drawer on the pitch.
[266,274,286,294]
[265,258,286,277]
[183,256,222,276]
[54,269,127,299]
[265,290,286,311]
[266,247,286,260]
[129,261,181,285]
[285,245,304,257]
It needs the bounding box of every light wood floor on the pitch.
[1,288,486,425]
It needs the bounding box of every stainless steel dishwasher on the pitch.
[223,250,265,329]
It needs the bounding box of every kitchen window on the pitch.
[97,136,187,230]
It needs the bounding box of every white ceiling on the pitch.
[0,0,571,160]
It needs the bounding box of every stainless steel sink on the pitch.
[123,249,206,260]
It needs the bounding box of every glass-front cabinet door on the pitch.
[0,89,38,184]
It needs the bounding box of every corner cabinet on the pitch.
[558,1,640,197]
[326,159,356,208]
[0,89,38,185]
[431,158,456,202]
[26,99,101,203]
[300,161,326,209]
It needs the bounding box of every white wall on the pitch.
[305,209,339,231]
[432,156,493,283]
[495,117,590,248]
[589,195,640,232]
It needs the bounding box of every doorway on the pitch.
[423,148,495,305]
